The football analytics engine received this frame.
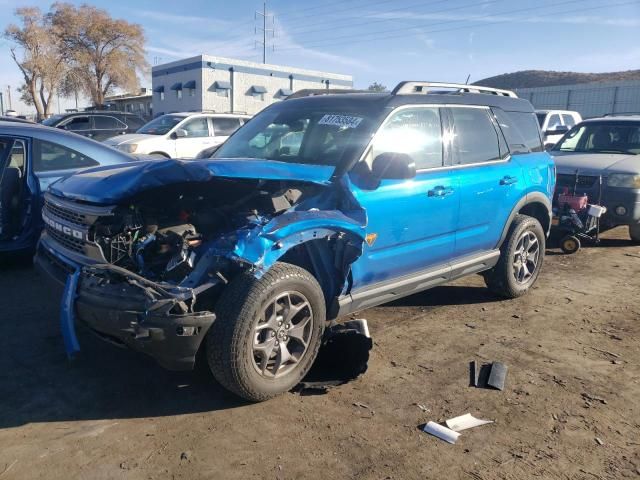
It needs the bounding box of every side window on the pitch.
[62,116,90,131]
[371,107,443,170]
[506,111,544,153]
[126,116,145,130]
[180,118,209,138]
[9,140,26,173]
[492,108,528,154]
[562,114,576,128]
[212,118,242,136]
[450,107,500,165]
[547,114,561,129]
[32,139,99,173]
[93,116,127,130]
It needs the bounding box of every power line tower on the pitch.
[255,1,274,64]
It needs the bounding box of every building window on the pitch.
[177,89,182,100]
[217,89,229,97]
[189,88,195,97]
[160,92,165,101]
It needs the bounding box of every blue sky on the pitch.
[1,0,639,114]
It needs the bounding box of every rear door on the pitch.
[450,106,524,258]
[350,106,459,289]
[91,115,128,141]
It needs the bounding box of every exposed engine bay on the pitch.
[90,179,312,283]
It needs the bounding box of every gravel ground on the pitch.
[1,226,639,480]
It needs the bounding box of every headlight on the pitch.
[607,174,640,188]
[117,144,138,153]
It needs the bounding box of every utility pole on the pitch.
[0,92,4,116]
[6,85,12,110]
[255,1,274,64]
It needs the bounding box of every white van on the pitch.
[104,112,250,159]
[535,110,582,148]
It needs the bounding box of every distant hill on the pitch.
[474,70,640,89]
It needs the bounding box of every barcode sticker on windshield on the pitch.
[318,114,363,129]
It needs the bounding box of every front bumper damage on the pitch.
[36,241,216,371]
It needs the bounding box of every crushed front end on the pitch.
[35,159,365,370]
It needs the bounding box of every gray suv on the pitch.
[551,115,640,241]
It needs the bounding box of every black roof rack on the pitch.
[603,112,640,117]
[391,81,517,98]
[286,88,371,99]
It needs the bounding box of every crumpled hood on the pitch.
[552,152,640,175]
[103,133,160,146]
[49,158,335,204]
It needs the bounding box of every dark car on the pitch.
[551,115,640,241]
[41,111,146,141]
[0,122,138,255]
[36,82,554,401]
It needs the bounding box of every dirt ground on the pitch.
[1,226,639,480]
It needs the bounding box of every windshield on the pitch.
[213,101,379,166]
[536,113,546,127]
[553,122,640,155]
[137,115,184,135]
[41,114,66,126]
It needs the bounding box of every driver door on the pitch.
[349,106,459,290]
[174,117,212,158]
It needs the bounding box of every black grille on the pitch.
[44,200,89,226]
[45,226,85,254]
[557,174,598,189]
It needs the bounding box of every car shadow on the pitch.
[382,284,501,308]
[0,263,247,429]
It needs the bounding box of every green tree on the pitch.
[367,82,387,92]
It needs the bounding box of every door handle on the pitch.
[427,186,454,197]
[500,176,518,186]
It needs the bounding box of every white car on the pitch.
[104,112,250,159]
[535,109,582,148]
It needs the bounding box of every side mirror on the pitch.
[174,128,188,138]
[372,152,416,180]
[545,125,569,136]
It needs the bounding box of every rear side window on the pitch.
[547,114,561,129]
[126,116,145,130]
[562,114,576,128]
[32,139,99,172]
[372,107,443,170]
[505,111,543,153]
[213,117,242,136]
[450,107,501,165]
[93,116,126,129]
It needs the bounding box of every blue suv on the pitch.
[35,82,554,401]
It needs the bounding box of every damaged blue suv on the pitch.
[36,82,554,401]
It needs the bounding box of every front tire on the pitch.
[484,214,545,298]
[206,262,325,401]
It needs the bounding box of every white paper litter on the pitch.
[445,413,494,432]
[422,421,460,444]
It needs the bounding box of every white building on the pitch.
[151,55,353,117]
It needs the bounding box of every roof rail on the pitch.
[603,112,640,117]
[286,88,370,99]
[392,81,518,98]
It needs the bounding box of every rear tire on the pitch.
[629,223,640,243]
[206,262,325,402]
[484,214,545,299]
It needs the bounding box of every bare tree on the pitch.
[51,3,148,106]
[4,7,66,119]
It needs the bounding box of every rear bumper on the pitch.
[35,237,216,371]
